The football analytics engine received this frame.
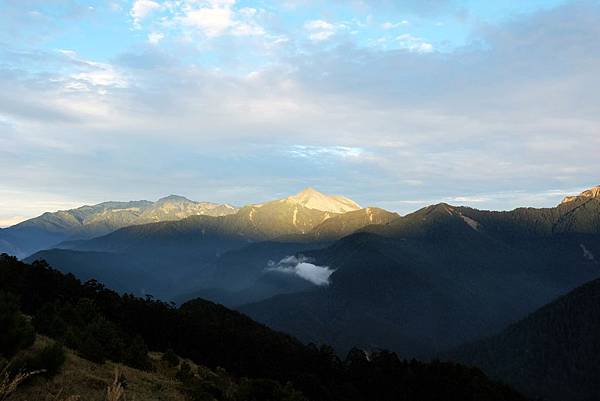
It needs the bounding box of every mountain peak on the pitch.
[156,195,194,204]
[286,188,361,213]
[560,185,600,205]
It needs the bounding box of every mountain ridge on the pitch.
[240,189,600,356]
[0,196,239,258]
[449,276,600,401]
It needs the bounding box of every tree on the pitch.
[124,336,152,371]
[78,317,124,364]
[0,292,35,358]
[162,348,179,367]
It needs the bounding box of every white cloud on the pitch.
[382,20,409,29]
[148,32,165,44]
[180,5,233,37]
[58,50,127,90]
[231,22,265,36]
[175,0,266,38]
[268,255,334,286]
[2,1,600,218]
[396,33,433,52]
[72,67,127,88]
[130,0,161,28]
[305,19,338,41]
[288,145,364,159]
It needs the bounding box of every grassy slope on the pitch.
[10,337,187,401]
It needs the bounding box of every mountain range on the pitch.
[5,185,600,400]
[0,195,238,258]
[241,193,600,357]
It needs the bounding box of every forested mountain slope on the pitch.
[0,254,529,401]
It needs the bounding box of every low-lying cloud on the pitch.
[267,255,334,286]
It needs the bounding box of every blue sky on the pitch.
[1,0,599,225]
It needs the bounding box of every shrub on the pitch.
[0,292,35,358]
[78,317,124,364]
[29,342,66,377]
[123,336,152,371]
[8,341,66,379]
[162,348,179,367]
[176,361,194,383]
[32,304,67,339]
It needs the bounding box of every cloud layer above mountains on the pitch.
[0,0,599,224]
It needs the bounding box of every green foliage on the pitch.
[124,336,152,371]
[30,342,66,377]
[78,316,124,364]
[0,292,35,358]
[9,341,66,378]
[0,254,531,401]
[32,303,67,339]
[452,277,600,401]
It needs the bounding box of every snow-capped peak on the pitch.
[285,187,361,213]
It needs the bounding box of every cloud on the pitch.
[304,19,340,41]
[165,0,267,39]
[130,0,161,28]
[396,34,433,52]
[1,1,600,220]
[268,255,335,286]
[179,2,234,37]
[382,20,409,29]
[148,32,165,44]
[287,145,364,159]
[58,50,128,91]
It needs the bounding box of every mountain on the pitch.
[560,184,600,205]
[0,254,530,401]
[25,188,388,301]
[298,207,399,241]
[0,196,238,258]
[449,276,600,401]
[283,187,361,213]
[20,185,600,360]
[240,188,600,357]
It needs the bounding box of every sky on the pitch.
[1,0,600,226]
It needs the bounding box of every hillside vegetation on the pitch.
[449,277,600,401]
[0,254,529,401]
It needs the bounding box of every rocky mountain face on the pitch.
[0,196,238,257]
[560,185,600,204]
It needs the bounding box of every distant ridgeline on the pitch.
[2,186,600,401]
[0,195,239,258]
[0,254,529,401]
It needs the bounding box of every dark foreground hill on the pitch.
[0,254,529,401]
[449,277,600,401]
